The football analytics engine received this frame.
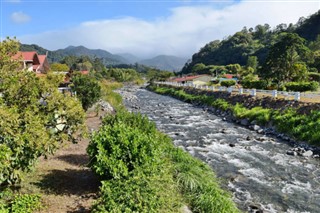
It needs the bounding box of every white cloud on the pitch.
[11,11,31,24]
[19,1,319,58]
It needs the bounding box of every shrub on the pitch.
[88,122,161,179]
[88,111,183,212]
[0,193,42,213]
[241,80,268,89]
[71,74,101,110]
[284,81,319,92]
[220,80,236,87]
[308,72,320,82]
[88,109,240,212]
[0,71,85,186]
[92,171,182,213]
[10,194,42,213]
[88,111,163,179]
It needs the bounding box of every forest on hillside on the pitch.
[181,10,320,91]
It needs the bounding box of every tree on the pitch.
[50,63,69,72]
[260,33,310,87]
[226,64,242,74]
[71,74,101,110]
[0,38,86,186]
[246,56,258,71]
[192,63,207,73]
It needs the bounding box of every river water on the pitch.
[120,87,320,213]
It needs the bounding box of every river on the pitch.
[119,87,320,213]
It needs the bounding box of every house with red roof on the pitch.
[12,51,50,74]
[80,70,89,75]
[171,74,212,85]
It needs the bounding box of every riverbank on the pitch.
[87,88,240,212]
[122,86,320,212]
[147,84,320,156]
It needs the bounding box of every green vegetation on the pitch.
[221,80,237,87]
[107,68,143,84]
[241,80,268,89]
[0,192,42,213]
[149,85,320,145]
[180,11,320,92]
[87,110,239,212]
[100,80,124,111]
[0,38,85,211]
[259,33,310,88]
[284,81,319,92]
[50,63,69,72]
[71,74,102,110]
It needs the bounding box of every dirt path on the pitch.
[22,111,104,213]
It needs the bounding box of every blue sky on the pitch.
[1,0,320,58]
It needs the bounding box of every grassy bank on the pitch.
[87,110,240,212]
[148,84,320,146]
[100,80,124,110]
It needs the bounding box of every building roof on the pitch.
[80,70,89,75]
[172,75,211,82]
[38,55,47,64]
[12,51,38,61]
[223,74,235,79]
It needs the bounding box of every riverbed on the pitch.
[119,86,320,213]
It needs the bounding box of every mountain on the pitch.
[20,44,129,65]
[54,45,128,64]
[117,53,141,64]
[20,44,187,70]
[139,55,188,72]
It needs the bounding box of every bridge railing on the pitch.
[154,81,320,102]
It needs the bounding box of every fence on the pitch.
[154,81,320,102]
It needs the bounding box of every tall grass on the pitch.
[171,148,239,213]
[100,80,124,110]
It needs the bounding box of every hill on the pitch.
[20,44,128,65]
[139,55,187,72]
[181,9,320,74]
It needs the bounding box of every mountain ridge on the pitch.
[20,44,187,71]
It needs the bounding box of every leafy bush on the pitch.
[0,38,85,187]
[88,109,239,212]
[92,171,182,213]
[241,80,268,89]
[88,111,183,212]
[71,74,102,110]
[88,121,161,179]
[0,73,85,186]
[220,80,236,87]
[308,72,320,82]
[0,193,42,213]
[10,194,42,213]
[285,81,319,92]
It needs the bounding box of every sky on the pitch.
[1,0,320,58]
